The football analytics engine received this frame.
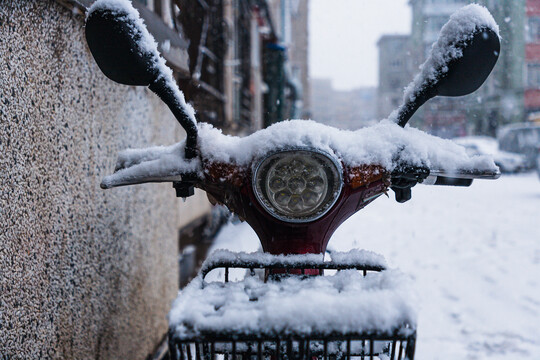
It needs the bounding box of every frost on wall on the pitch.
[0,1,187,358]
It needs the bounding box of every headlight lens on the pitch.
[252,149,342,223]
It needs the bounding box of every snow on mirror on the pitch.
[85,0,160,86]
[86,0,199,159]
[392,4,501,127]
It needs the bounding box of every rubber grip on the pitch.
[434,176,473,186]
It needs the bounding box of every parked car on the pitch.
[497,123,540,170]
[454,136,527,173]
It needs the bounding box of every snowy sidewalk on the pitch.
[208,173,540,360]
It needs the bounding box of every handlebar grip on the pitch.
[424,175,473,186]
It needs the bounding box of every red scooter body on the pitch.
[201,162,389,256]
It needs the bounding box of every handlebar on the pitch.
[424,175,473,187]
[390,166,500,202]
[148,77,198,160]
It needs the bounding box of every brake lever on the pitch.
[390,166,430,203]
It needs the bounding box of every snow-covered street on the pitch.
[210,173,540,360]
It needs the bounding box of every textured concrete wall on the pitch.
[0,1,209,358]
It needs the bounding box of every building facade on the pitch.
[263,0,310,124]
[525,0,540,121]
[377,35,413,120]
[311,79,377,129]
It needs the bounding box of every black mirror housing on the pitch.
[85,8,158,86]
[394,5,500,127]
[436,28,500,97]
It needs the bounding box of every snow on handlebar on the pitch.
[99,120,500,191]
[87,0,501,204]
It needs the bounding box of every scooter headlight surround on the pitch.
[252,149,342,223]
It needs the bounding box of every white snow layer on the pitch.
[100,143,200,188]
[102,120,497,188]
[391,4,499,121]
[201,249,387,273]
[87,0,197,122]
[202,174,540,359]
[169,268,417,338]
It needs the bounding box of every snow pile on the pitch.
[100,143,200,188]
[394,4,499,116]
[201,249,387,274]
[87,0,196,122]
[101,120,497,188]
[197,120,496,171]
[169,269,416,338]
[330,248,387,267]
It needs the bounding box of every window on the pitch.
[526,63,540,88]
[390,59,403,68]
[527,17,540,43]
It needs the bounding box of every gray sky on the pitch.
[309,0,411,90]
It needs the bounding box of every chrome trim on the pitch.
[251,148,343,223]
[429,168,501,180]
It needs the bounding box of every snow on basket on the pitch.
[200,249,388,275]
[169,252,416,339]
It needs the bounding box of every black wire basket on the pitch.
[168,254,416,360]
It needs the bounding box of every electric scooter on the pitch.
[85,2,500,359]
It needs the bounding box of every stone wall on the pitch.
[0,1,210,358]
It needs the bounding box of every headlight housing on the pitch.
[252,149,343,223]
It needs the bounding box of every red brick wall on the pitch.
[525,89,540,109]
[527,0,540,16]
[526,44,540,61]
[526,0,540,111]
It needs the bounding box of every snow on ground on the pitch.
[209,173,540,360]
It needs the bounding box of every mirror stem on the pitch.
[148,78,198,159]
[396,87,436,127]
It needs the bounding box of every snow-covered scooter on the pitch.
[85,2,500,359]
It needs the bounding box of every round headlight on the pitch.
[252,149,343,223]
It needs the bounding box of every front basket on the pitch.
[169,250,416,360]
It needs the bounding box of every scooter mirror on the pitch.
[85,7,158,86]
[85,2,199,162]
[395,5,500,127]
[434,28,500,97]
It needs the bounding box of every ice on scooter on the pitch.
[169,263,416,338]
[396,4,499,110]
